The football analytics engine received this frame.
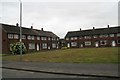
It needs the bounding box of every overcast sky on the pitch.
[0,0,119,38]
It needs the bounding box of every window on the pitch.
[41,37,47,40]
[48,37,51,40]
[28,35,31,40]
[52,43,56,48]
[84,36,91,39]
[109,34,114,37]
[100,40,107,45]
[22,35,26,39]
[117,40,120,44]
[31,36,34,40]
[117,33,120,37]
[52,38,56,40]
[99,34,108,38]
[42,43,47,49]
[29,43,35,49]
[93,35,98,38]
[71,42,77,46]
[14,34,19,39]
[8,34,13,39]
[70,37,77,40]
[57,38,59,40]
[37,36,40,40]
[79,37,82,39]
[85,41,91,46]
[66,38,69,40]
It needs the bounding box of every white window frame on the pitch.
[52,38,56,40]
[99,34,108,38]
[41,37,47,40]
[84,36,91,39]
[48,37,51,40]
[42,43,47,49]
[93,35,98,38]
[14,34,19,39]
[109,34,114,37]
[66,38,69,40]
[100,40,107,45]
[85,41,91,46]
[22,35,26,39]
[52,43,56,48]
[37,36,40,40]
[29,43,35,49]
[8,34,13,39]
[27,35,31,40]
[71,42,77,46]
[117,33,120,37]
[117,40,120,44]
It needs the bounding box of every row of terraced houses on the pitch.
[1,23,120,54]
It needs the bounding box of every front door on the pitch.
[37,44,39,51]
[95,42,99,47]
[67,43,70,48]
[112,41,116,47]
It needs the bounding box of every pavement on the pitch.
[2,61,120,78]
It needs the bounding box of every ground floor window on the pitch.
[42,43,47,49]
[117,40,120,44]
[29,43,35,49]
[85,41,91,46]
[71,42,77,47]
[52,43,56,48]
[100,40,107,45]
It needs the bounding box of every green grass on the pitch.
[2,47,119,63]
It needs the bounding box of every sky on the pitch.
[0,0,119,38]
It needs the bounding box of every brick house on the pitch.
[65,25,120,48]
[1,23,59,54]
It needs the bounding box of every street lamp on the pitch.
[19,0,22,61]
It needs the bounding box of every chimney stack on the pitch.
[93,27,95,30]
[31,26,33,29]
[41,28,43,31]
[16,23,19,27]
[80,28,81,31]
[108,25,110,28]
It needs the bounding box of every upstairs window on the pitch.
[22,35,26,39]
[27,35,31,40]
[48,37,51,40]
[70,37,77,40]
[66,38,69,40]
[37,36,40,40]
[117,33,120,37]
[31,36,34,40]
[8,34,13,39]
[52,38,56,40]
[93,35,98,38]
[84,36,91,39]
[41,37,47,40]
[109,34,114,37]
[14,34,19,39]
[99,34,108,38]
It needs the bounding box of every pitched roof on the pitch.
[65,26,120,38]
[1,23,59,38]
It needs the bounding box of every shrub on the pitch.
[10,42,26,55]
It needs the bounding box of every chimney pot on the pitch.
[93,27,95,29]
[31,26,33,29]
[108,25,110,28]
[16,23,19,27]
[80,28,81,31]
[41,28,43,31]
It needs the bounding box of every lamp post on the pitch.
[19,0,22,61]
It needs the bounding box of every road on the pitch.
[2,68,93,78]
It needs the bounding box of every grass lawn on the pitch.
[2,47,119,63]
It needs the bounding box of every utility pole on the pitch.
[19,0,22,61]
